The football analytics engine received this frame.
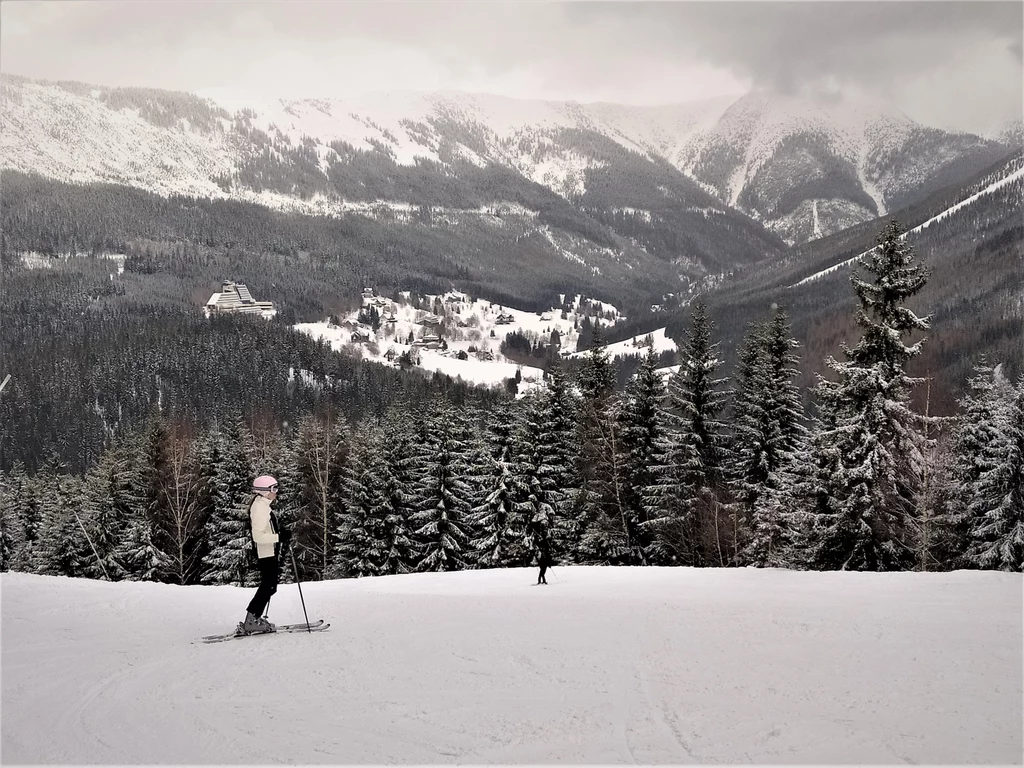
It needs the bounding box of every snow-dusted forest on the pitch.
[1,219,1021,581]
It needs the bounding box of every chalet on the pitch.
[384,347,398,362]
[419,313,445,330]
[350,330,371,343]
[412,334,442,350]
[205,281,276,319]
[495,312,516,325]
[381,311,398,324]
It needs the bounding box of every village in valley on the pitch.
[202,279,681,393]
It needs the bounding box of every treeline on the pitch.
[3,219,1020,581]
[0,257,506,475]
[0,170,679,313]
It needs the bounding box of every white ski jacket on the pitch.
[250,495,279,559]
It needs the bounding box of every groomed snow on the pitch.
[2,567,1020,764]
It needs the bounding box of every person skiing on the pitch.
[237,475,291,636]
[536,536,552,585]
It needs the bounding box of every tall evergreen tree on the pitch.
[533,360,579,560]
[30,453,91,577]
[0,462,37,572]
[199,418,254,586]
[729,310,808,567]
[575,322,630,564]
[616,346,666,564]
[965,374,1024,571]
[335,416,393,578]
[645,299,730,566]
[471,399,528,568]
[929,361,1010,568]
[808,218,932,571]
[408,403,475,572]
[293,408,349,580]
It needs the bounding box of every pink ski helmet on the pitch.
[253,475,279,493]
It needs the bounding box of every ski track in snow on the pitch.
[790,164,1024,288]
[2,567,1021,764]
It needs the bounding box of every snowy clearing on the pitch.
[2,567,1020,764]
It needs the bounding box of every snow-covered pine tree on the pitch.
[0,462,36,572]
[79,436,147,581]
[0,468,22,571]
[808,218,932,571]
[30,453,92,577]
[471,398,529,568]
[533,359,579,560]
[965,373,1023,571]
[199,417,255,586]
[334,416,393,578]
[931,361,1013,568]
[645,299,730,566]
[408,402,474,572]
[293,408,349,580]
[377,410,418,575]
[575,323,632,564]
[109,427,164,582]
[616,345,667,564]
[730,310,808,567]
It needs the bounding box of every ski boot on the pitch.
[236,611,276,636]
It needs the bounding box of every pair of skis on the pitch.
[200,619,330,644]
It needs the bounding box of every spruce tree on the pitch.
[809,218,932,571]
[471,399,528,568]
[0,462,36,572]
[730,310,808,567]
[335,416,393,578]
[408,403,474,571]
[533,360,579,560]
[931,361,1011,568]
[645,299,730,566]
[199,419,254,586]
[575,322,630,564]
[31,453,91,577]
[616,346,666,564]
[965,374,1024,571]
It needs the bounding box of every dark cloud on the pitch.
[565,1,1022,95]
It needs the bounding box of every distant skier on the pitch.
[238,475,291,636]
[536,537,552,585]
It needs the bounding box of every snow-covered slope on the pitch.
[2,568,1020,763]
[791,154,1024,288]
[680,90,1012,243]
[292,290,624,395]
[2,74,1012,248]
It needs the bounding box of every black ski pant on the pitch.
[538,564,548,584]
[247,555,279,617]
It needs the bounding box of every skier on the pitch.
[536,536,552,585]
[238,475,291,636]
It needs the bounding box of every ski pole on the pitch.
[290,546,311,632]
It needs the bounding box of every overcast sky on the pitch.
[1,1,1020,134]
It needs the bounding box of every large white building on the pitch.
[205,281,277,319]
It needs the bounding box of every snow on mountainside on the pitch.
[0,74,1013,248]
[791,153,1024,288]
[679,90,1013,244]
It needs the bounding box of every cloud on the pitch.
[1,1,1019,133]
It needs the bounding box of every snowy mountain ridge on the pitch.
[791,153,1024,288]
[2,74,1014,247]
